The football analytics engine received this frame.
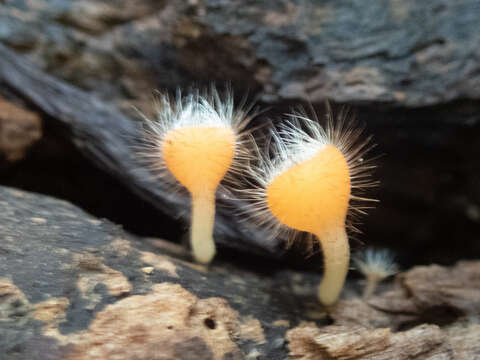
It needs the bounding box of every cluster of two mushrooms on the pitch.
[141,90,376,306]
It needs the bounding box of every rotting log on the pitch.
[2,1,480,108]
[1,186,479,359]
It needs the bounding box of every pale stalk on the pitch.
[363,274,382,299]
[190,191,216,264]
[317,225,350,306]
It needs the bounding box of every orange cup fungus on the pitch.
[141,90,376,306]
[267,144,351,305]
[162,126,236,263]
[244,106,375,305]
[141,90,252,264]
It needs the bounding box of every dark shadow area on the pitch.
[0,120,185,242]
[397,306,464,331]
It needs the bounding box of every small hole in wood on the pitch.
[204,318,216,329]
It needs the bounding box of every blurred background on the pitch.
[1,0,479,269]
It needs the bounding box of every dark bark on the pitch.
[1,186,479,359]
[1,1,480,266]
[1,1,480,107]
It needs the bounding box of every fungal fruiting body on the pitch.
[141,89,252,264]
[244,107,375,306]
[267,144,351,305]
[162,126,235,264]
[354,248,398,299]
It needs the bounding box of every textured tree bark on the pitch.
[1,0,480,265]
[1,1,480,108]
[0,186,479,359]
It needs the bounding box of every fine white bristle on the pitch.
[354,248,398,280]
[137,86,256,193]
[237,104,377,249]
[354,248,398,298]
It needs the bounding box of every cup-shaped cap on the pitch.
[266,144,350,234]
[162,126,236,194]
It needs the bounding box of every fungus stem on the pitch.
[191,191,216,264]
[317,225,350,306]
[363,275,380,299]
